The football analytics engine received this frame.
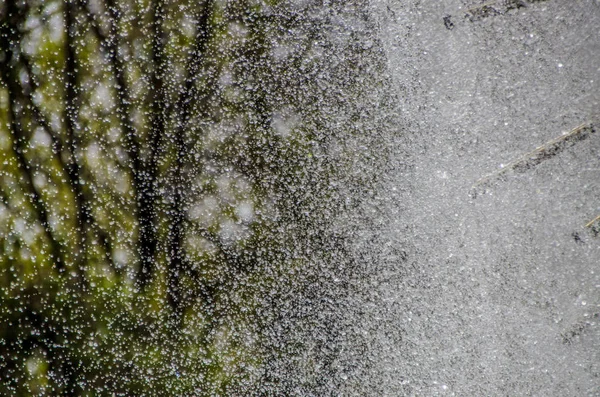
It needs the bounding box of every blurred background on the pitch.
[0,0,392,394]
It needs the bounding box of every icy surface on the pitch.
[362,0,600,395]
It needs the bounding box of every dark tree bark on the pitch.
[136,0,165,289]
[64,0,91,287]
[167,0,215,325]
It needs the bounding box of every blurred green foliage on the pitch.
[0,0,296,394]
[0,0,389,394]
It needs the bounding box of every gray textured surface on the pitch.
[366,0,600,395]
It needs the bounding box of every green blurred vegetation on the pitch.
[0,0,389,394]
[0,0,299,394]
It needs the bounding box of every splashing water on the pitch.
[1,0,599,395]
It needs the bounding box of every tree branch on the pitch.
[63,0,92,288]
[133,0,166,289]
[0,0,66,272]
[167,0,215,324]
[20,47,119,273]
[18,58,66,157]
[78,0,141,178]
